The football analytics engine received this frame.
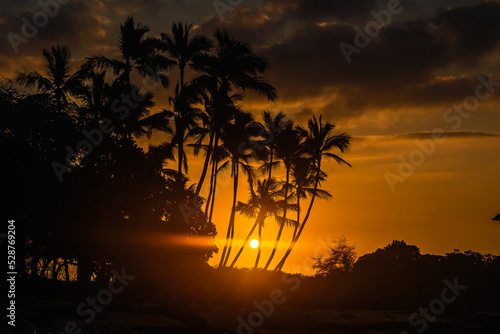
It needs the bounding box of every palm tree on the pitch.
[117,85,157,139]
[192,30,278,199]
[217,110,261,267]
[161,22,211,87]
[272,156,332,272]
[148,83,204,179]
[86,17,173,88]
[201,141,230,222]
[259,111,287,182]
[229,177,289,269]
[76,70,113,125]
[263,122,301,269]
[274,115,351,271]
[16,45,82,112]
[192,87,237,213]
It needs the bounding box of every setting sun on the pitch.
[250,239,259,249]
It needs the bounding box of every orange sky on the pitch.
[2,0,500,273]
[176,117,500,273]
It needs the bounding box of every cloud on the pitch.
[395,131,500,140]
[199,0,500,120]
[265,1,500,101]
[2,0,500,131]
[0,0,110,59]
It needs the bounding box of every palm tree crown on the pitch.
[16,45,82,110]
[86,17,173,87]
[161,22,211,87]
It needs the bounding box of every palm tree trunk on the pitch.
[275,161,321,271]
[204,156,216,215]
[263,165,290,270]
[292,215,300,240]
[195,131,215,197]
[229,215,261,268]
[267,148,273,182]
[255,224,262,269]
[222,162,239,267]
[290,161,321,246]
[208,159,219,223]
[274,194,300,271]
[219,159,239,267]
[180,65,185,88]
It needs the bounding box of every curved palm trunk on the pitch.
[274,161,321,271]
[229,213,262,268]
[195,131,215,197]
[274,194,301,271]
[263,165,290,270]
[292,211,300,240]
[267,148,273,182]
[219,159,239,267]
[254,224,263,269]
[208,159,219,223]
[204,156,217,215]
[254,224,262,269]
[224,161,240,266]
[227,215,235,266]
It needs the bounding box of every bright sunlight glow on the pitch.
[250,239,259,248]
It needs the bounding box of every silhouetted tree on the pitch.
[192,30,278,199]
[275,115,351,271]
[218,110,261,267]
[229,178,291,268]
[313,237,357,276]
[86,17,172,88]
[264,120,301,269]
[161,22,211,87]
[16,45,83,112]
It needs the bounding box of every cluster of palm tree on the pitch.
[218,113,351,270]
[14,17,351,271]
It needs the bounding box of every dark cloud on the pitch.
[396,131,500,140]
[190,0,500,123]
[257,0,500,117]
[0,0,108,58]
[2,0,500,125]
[287,0,379,22]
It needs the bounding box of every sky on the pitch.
[2,0,500,273]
